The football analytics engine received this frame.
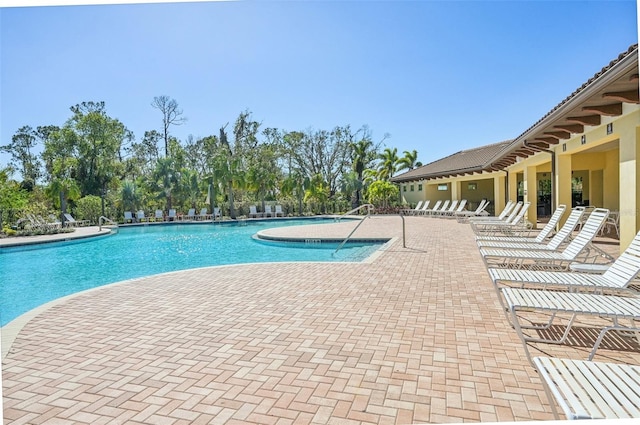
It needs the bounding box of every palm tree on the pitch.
[350,139,375,207]
[246,144,279,212]
[377,147,399,181]
[46,176,81,223]
[120,179,139,213]
[396,149,422,172]
[181,168,201,209]
[304,174,329,214]
[152,157,179,211]
[340,171,362,210]
[281,170,308,215]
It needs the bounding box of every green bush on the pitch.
[74,195,102,224]
[2,226,16,236]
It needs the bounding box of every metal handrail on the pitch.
[99,216,118,232]
[333,204,374,254]
[334,204,374,221]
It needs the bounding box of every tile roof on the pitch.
[392,44,638,182]
[391,140,512,183]
[485,43,639,169]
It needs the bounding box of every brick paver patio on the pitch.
[2,216,637,424]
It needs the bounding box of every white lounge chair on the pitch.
[433,199,458,217]
[401,200,423,216]
[185,208,196,220]
[488,229,640,295]
[456,199,490,221]
[476,205,577,249]
[214,207,221,219]
[501,287,640,363]
[469,200,515,222]
[274,205,284,217]
[533,356,640,420]
[167,209,177,221]
[249,206,262,218]
[124,211,134,223]
[154,209,164,222]
[136,210,148,222]
[471,202,525,234]
[479,208,609,270]
[419,200,441,216]
[415,200,431,216]
[602,210,620,238]
[197,208,212,221]
[442,199,467,218]
[264,205,273,217]
[427,200,450,217]
[63,213,90,227]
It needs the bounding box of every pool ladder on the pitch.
[333,204,374,254]
[99,216,119,232]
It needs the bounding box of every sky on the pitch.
[0,0,638,175]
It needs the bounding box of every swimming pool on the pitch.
[0,219,386,327]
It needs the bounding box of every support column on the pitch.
[619,126,640,250]
[451,180,461,202]
[524,165,538,228]
[493,174,506,216]
[556,153,573,227]
[589,170,604,208]
[508,171,518,203]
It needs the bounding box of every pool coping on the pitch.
[0,226,115,249]
[0,215,362,249]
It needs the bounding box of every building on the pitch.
[391,44,640,252]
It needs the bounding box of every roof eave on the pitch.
[483,46,639,169]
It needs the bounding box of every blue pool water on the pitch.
[0,219,385,326]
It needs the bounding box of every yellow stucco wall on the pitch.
[395,107,638,250]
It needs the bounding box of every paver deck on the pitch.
[2,216,637,424]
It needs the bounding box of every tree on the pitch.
[45,176,81,219]
[285,126,351,199]
[397,149,422,172]
[340,171,362,210]
[213,111,261,219]
[0,167,30,228]
[1,126,42,189]
[120,180,139,213]
[377,147,399,180]
[41,126,74,183]
[152,157,179,211]
[151,95,186,157]
[366,180,398,208]
[246,143,280,212]
[180,168,201,209]
[349,137,377,207]
[280,170,308,215]
[124,130,162,179]
[74,195,102,224]
[304,174,329,213]
[65,101,130,197]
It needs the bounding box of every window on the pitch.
[468,183,477,190]
[418,184,423,191]
[403,185,407,192]
[437,184,448,191]
[410,185,414,192]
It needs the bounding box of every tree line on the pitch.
[0,97,422,230]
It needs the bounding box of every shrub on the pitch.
[74,195,102,224]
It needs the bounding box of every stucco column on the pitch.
[556,153,572,227]
[619,126,640,250]
[524,165,538,228]
[451,180,461,202]
[493,174,506,216]
[508,171,518,203]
